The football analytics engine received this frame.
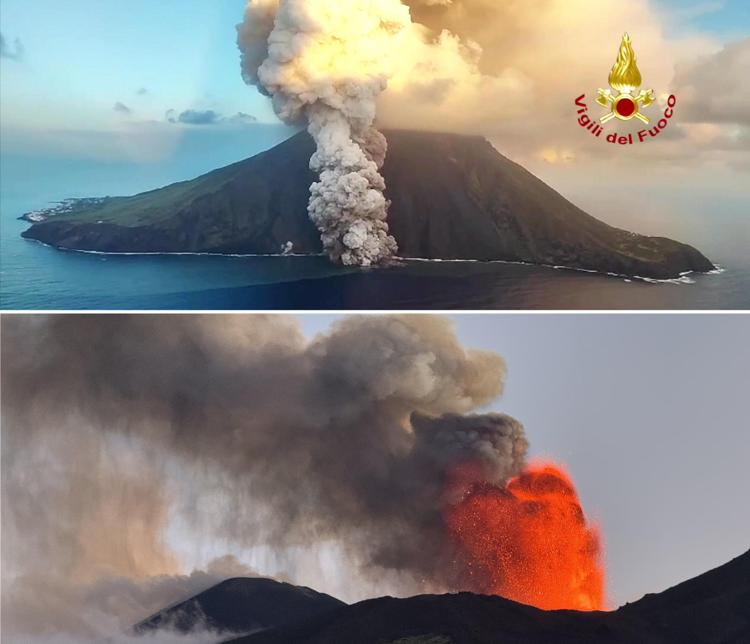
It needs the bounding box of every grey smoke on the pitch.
[2,315,527,639]
[237,1,408,266]
[5,557,257,643]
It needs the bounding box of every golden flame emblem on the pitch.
[597,34,655,123]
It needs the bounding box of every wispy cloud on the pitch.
[165,109,257,126]
[0,33,24,61]
[113,102,133,115]
[174,109,222,125]
[228,112,258,125]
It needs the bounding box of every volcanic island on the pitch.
[20,129,714,281]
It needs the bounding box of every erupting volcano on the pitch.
[445,461,605,611]
[4,315,616,642]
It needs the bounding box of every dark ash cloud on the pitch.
[2,315,526,641]
[2,316,516,562]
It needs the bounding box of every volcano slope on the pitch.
[218,550,749,644]
[134,577,343,639]
[21,130,714,279]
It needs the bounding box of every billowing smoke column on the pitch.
[2,315,525,639]
[2,315,604,640]
[237,0,407,266]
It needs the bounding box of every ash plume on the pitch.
[237,0,408,266]
[2,315,527,640]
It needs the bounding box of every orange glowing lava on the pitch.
[445,461,605,611]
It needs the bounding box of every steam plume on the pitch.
[237,0,408,266]
[2,314,526,640]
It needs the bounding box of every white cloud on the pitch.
[368,0,746,172]
[673,38,750,127]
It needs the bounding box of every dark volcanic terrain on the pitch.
[21,130,713,279]
[135,577,343,638]
[224,551,750,644]
[136,551,750,644]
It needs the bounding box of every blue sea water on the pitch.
[1,135,748,310]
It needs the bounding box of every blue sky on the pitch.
[654,0,750,37]
[1,0,747,133]
[0,0,275,130]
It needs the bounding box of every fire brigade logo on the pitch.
[596,33,655,124]
[573,33,675,146]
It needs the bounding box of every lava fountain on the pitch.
[445,461,606,611]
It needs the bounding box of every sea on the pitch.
[2,135,748,310]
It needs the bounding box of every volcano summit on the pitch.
[21,130,713,280]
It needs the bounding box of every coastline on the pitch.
[22,236,724,286]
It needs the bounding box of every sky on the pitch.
[0,1,275,130]
[654,0,749,37]
[293,313,750,607]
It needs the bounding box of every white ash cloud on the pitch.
[237,0,408,266]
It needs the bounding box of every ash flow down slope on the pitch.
[22,130,714,279]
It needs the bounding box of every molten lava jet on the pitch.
[445,461,605,611]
